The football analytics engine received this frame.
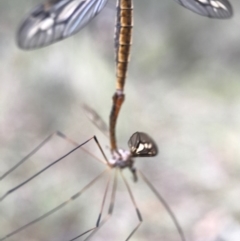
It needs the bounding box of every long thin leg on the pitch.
[0,135,107,202]
[82,169,118,241]
[58,132,110,166]
[68,169,117,241]
[0,131,106,182]
[0,132,55,181]
[138,170,186,241]
[58,131,108,165]
[0,169,110,241]
[95,170,112,227]
[120,170,142,241]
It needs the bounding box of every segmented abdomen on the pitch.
[115,0,133,91]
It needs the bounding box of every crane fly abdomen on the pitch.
[110,0,133,151]
[115,0,133,92]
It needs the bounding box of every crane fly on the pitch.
[0,104,186,241]
[17,0,233,50]
[0,1,186,237]
[0,0,196,240]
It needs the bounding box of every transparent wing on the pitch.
[174,0,233,18]
[82,103,109,138]
[17,0,108,50]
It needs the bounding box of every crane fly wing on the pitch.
[128,132,158,158]
[17,0,108,50]
[82,104,109,137]
[174,0,233,18]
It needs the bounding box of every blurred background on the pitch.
[1,0,240,240]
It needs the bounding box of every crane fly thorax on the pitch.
[108,149,133,169]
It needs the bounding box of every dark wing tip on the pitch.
[16,2,68,50]
[17,0,109,50]
[205,0,233,19]
[16,5,54,50]
[174,0,233,19]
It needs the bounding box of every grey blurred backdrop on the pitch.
[1,0,240,240]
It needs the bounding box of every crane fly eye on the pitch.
[128,132,158,157]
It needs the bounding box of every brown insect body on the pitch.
[110,0,133,153]
[115,0,133,92]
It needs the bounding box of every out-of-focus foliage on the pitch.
[0,0,240,240]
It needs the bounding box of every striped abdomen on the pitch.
[115,0,133,91]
